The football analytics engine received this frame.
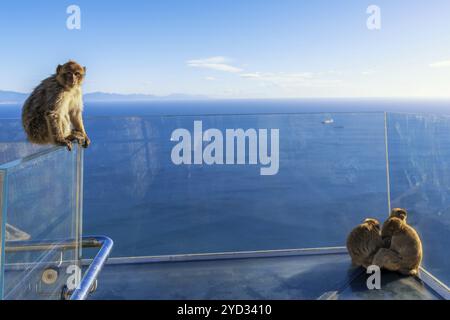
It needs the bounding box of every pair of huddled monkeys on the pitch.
[22,60,90,151]
[346,208,423,276]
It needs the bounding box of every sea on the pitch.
[0,99,449,285]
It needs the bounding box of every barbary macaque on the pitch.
[346,218,384,269]
[388,208,407,222]
[381,208,408,247]
[373,217,423,276]
[22,60,90,151]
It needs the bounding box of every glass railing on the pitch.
[82,113,390,256]
[78,112,449,291]
[0,111,449,297]
[0,145,83,300]
[386,113,450,287]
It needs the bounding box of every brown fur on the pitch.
[22,60,90,151]
[373,217,423,276]
[389,208,407,222]
[346,218,383,269]
[381,208,408,247]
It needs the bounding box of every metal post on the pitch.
[384,112,392,214]
[0,170,7,299]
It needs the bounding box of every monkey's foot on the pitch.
[67,133,86,148]
[68,132,90,148]
[56,139,73,151]
[68,136,84,146]
[399,268,419,276]
[82,135,91,148]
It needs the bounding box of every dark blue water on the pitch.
[0,100,449,286]
[1,99,450,118]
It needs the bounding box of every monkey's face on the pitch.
[390,208,407,221]
[56,61,86,89]
[381,217,403,238]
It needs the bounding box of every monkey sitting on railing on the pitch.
[22,60,90,151]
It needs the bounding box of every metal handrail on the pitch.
[70,236,113,300]
[4,235,113,300]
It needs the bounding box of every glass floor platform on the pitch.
[88,251,443,300]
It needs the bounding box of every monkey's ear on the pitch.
[56,64,63,74]
[83,66,87,74]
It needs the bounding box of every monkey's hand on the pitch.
[56,138,73,151]
[382,237,391,248]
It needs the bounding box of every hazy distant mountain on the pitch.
[0,90,27,104]
[84,92,209,102]
[84,92,157,102]
[0,90,209,104]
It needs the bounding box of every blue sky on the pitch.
[0,0,450,98]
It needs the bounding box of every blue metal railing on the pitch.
[4,235,113,300]
[70,236,113,300]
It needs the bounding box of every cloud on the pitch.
[240,72,340,88]
[187,56,243,73]
[361,70,377,75]
[430,60,450,68]
[240,73,263,79]
[187,57,342,91]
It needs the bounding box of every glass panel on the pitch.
[83,113,389,256]
[387,113,450,287]
[0,146,83,300]
[0,119,47,165]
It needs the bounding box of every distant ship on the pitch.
[322,118,334,124]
